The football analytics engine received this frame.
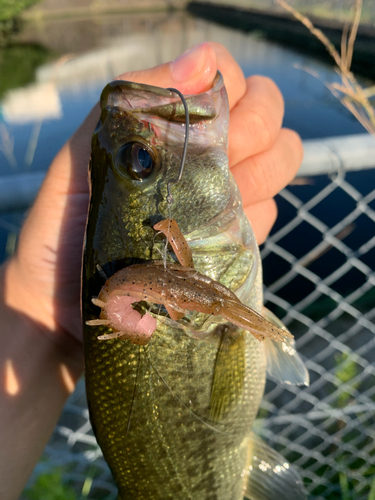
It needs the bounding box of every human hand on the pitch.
[4,42,303,346]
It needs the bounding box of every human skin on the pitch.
[0,42,303,500]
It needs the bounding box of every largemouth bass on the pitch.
[82,72,309,500]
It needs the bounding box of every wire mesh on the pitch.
[3,162,370,499]
[259,167,375,499]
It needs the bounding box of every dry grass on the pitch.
[275,0,375,136]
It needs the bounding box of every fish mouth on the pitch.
[100,72,224,123]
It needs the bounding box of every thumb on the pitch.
[116,42,218,95]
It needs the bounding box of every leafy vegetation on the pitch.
[0,0,41,22]
[340,474,375,500]
[0,43,53,98]
[22,469,79,500]
[0,0,41,45]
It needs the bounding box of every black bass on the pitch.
[82,72,308,500]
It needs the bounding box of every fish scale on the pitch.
[85,327,265,499]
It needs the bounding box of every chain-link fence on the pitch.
[0,133,369,499]
[259,165,375,499]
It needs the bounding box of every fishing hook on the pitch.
[166,87,190,204]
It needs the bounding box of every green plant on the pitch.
[369,477,375,500]
[340,473,375,500]
[0,0,41,22]
[23,469,79,500]
[334,352,360,408]
[340,473,351,500]
[0,43,53,99]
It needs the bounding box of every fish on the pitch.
[82,72,309,500]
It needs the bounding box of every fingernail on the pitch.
[171,43,207,82]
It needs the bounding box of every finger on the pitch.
[231,128,303,207]
[118,41,218,94]
[121,42,246,110]
[245,198,278,245]
[229,76,284,167]
[208,42,246,109]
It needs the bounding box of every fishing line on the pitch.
[152,229,169,269]
[156,86,189,265]
[165,87,190,205]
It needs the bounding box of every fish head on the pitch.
[88,72,237,273]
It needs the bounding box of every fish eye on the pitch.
[115,141,155,181]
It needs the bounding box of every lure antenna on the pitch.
[166,87,190,204]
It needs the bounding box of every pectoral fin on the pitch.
[262,307,309,386]
[245,432,307,500]
[209,327,245,423]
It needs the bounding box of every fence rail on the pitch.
[1,133,374,213]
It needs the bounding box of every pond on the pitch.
[0,10,370,178]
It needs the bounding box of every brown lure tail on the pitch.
[219,300,294,343]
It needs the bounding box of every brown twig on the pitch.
[341,21,350,71]
[275,0,375,137]
[275,0,342,68]
[345,0,362,72]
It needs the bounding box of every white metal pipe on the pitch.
[297,133,375,177]
[0,133,374,212]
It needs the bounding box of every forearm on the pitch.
[0,261,83,500]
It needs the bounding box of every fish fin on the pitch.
[245,432,307,500]
[262,307,309,386]
[209,327,245,423]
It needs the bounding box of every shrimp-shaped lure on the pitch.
[86,219,293,346]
